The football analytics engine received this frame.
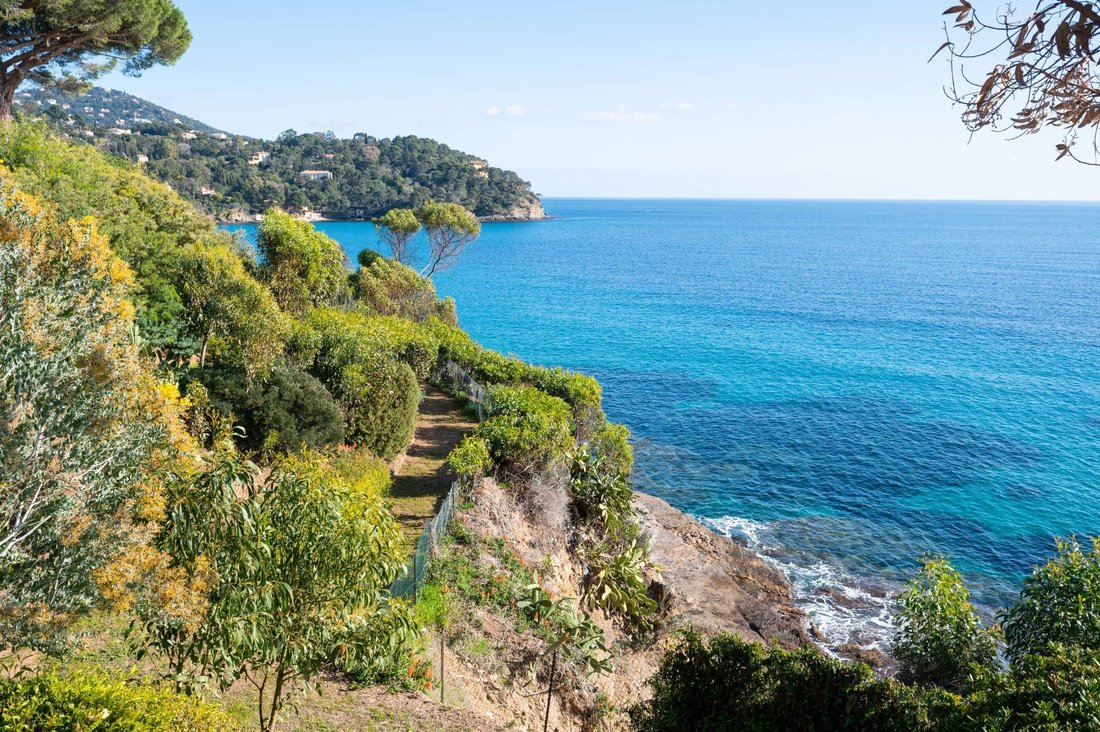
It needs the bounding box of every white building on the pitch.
[300,170,334,181]
[249,151,271,165]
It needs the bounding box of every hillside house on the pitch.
[199,186,216,196]
[106,128,131,136]
[249,151,271,165]
[181,131,197,140]
[300,169,334,181]
[136,154,149,164]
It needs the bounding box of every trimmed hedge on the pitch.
[0,669,239,731]
[429,321,602,427]
[476,385,573,473]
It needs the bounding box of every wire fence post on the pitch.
[543,648,557,732]
[440,630,445,706]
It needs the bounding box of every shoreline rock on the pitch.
[478,196,548,222]
[633,492,811,648]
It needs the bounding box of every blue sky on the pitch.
[99,0,1100,200]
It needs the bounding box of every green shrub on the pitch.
[966,644,1100,730]
[428,321,603,423]
[257,209,350,315]
[1002,537,1100,662]
[630,630,963,732]
[571,447,635,531]
[291,308,433,458]
[476,385,573,473]
[0,669,239,731]
[414,582,450,630]
[196,362,345,454]
[355,252,442,323]
[581,534,656,632]
[893,556,997,689]
[447,435,494,478]
[326,447,392,500]
[300,307,437,382]
[341,359,420,459]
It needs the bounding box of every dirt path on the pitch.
[390,384,478,551]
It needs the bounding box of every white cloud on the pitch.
[659,101,695,112]
[485,104,528,118]
[583,110,663,124]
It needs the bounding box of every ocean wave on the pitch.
[702,515,899,654]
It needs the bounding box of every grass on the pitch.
[389,384,477,554]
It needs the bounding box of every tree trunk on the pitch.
[0,77,17,125]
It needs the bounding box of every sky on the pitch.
[97,0,1100,201]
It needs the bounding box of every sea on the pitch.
[223,197,1100,651]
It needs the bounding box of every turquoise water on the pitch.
[225,198,1100,645]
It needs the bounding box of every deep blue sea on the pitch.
[225,198,1100,648]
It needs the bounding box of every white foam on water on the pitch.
[702,515,899,655]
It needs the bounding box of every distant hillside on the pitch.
[17,85,222,134]
[18,86,545,222]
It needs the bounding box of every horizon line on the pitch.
[536,195,1100,205]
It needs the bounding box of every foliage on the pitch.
[446,435,494,478]
[413,582,450,630]
[892,556,997,689]
[580,535,657,632]
[0,173,194,652]
[630,630,963,732]
[965,644,1100,730]
[476,384,573,474]
[291,307,432,458]
[0,1,191,120]
[570,447,634,531]
[515,583,613,677]
[431,320,603,425]
[934,1,1100,164]
[0,668,238,732]
[176,239,287,371]
[414,200,480,277]
[195,361,345,454]
[355,248,446,322]
[1002,537,1100,662]
[21,91,542,221]
[0,120,230,356]
[324,446,392,500]
[372,207,420,264]
[257,209,350,314]
[340,358,420,459]
[136,451,413,732]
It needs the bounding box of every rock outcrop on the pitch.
[479,195,548,222]
[634,492,810,648]
[422,482,810,730]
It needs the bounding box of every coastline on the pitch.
[634,491,899,672]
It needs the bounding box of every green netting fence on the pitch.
[389,478,467,601]
[432,359,489,420]
[389,360,488,602]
